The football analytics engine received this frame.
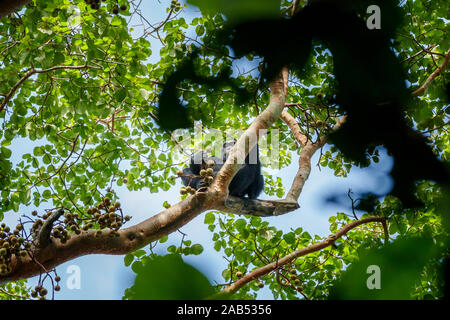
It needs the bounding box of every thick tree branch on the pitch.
[284,116,346,202]
[1,192,213,283]
[278,67,345,204]
[213,216,386,298]
[217,197,299,217]
[211,69,287,196]
[412,48,450,97]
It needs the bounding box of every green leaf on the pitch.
[191,244,204,255]
[204,212,215,225]
[131,260,143,274]
[283,232,296,245]
[114,88,127,102]
[167,245,177,254]
[124,254,134,266]
[33,147,44,156]
[111,16,122,26]
[0,147,11,159]
[42,190,52,199]
[134,249,146,257]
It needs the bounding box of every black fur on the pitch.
[181,152,221,190]
[181,141,264,199]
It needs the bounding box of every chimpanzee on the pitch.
[181,141,264,199]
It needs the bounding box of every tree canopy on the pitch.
[0,0,449,300]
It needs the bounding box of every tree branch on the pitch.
[284,116,346,202]
[278,68,347,204]
[412,48,450,97]
[217,197,299,217]
[210,69,287,196]
[381,219,389,244]
[0,64,91,113]
[281,110,308,146]
[1,192,212,283]
[37,209,65,248]
[213,216,386,298]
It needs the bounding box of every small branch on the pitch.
[0,287,30,300]
[281,109,308,146]
[280,67,309,146]
[347,189,359,220]
[401,44,437,63]
[284,116,347,202]
[213,216,386,298]
[412,48,450,97]
[381,219,389,244]
[37,209,65,248]
[0,64,92,113]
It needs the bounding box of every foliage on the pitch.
[0,0,448,299]
[203,199,447,299]
[329,236,443,299]
[0,280,30,300]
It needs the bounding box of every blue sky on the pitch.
[1,0,395,299]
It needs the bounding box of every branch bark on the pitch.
[412,48,450,97]
[218,197,299,217]
[2,192,212,283]
[37,209,65,248]
[281,110,308,146]
[285,116,346,202]
[210,69,287,196]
